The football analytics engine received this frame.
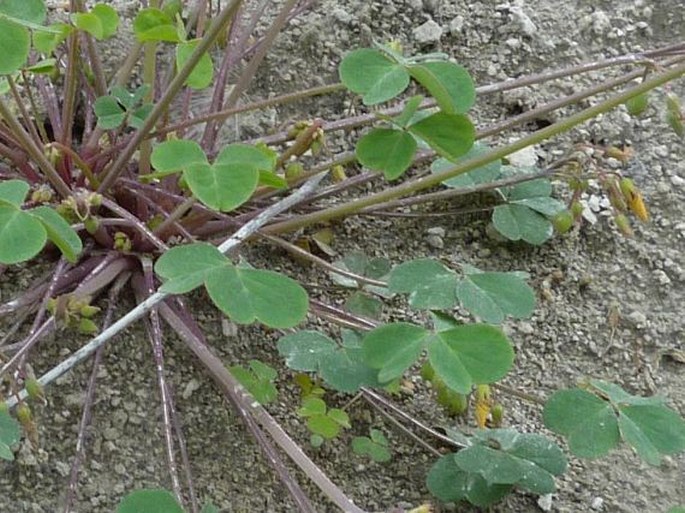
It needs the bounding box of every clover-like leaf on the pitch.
[0,204,47,264]
[543,388,621,458]
[229,360,278,405]
[30,205,83,263]
[356,128,417,180]
[216,143,275,172]
[0,19,30,74]
[455,270,535,324]
[184,161,259,212]
[492,203,553,245]
[205,265,308,328]
[133,8,180,42]
[338,48,410,105]
[0,179,29,206]
[408,112,475,162]
[362,323,430,383]
[388,258,458,309]
[151,139,207,173]
[352,429,392,462]
[278,330,380,392]
[0,410,20,461]
[427,453,512,507]
[428,324,514,394]
[116,489,184,513]
[155,242,227,294]
[176,39,214,89]
[32,22,73,54]
[93,95,125,129]
[456,429,567,494]
[408,61,476,114]
[277,331,337,372]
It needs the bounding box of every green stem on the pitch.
[0,97,72,198]
[60,27,80,147]
[96,0,244,193]
[263,61,685,234]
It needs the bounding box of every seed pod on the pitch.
[331,165,347,183]
[420,361,435,382]
[615,213,633,237]
[474,384,492,428]
[490,403,504,427]
[625,92,649,117]
[16,403,32,426]
[79,304,100,318]
[84,216,99,235]
[284,162,304,181]
[436,387,467,417]
[666,92,684,137]
[620,178,649,222]
[25,378,46,404]
[16,403,38,447]
[606,179,628,212]
[552,210,574,234]
[570,201,584,219]
[78,318,99,335]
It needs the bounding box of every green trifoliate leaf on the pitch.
[229,360,278,405]
[93,95,125,129]
[427,453,512,506]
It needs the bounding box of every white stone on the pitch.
[413,20,443,44]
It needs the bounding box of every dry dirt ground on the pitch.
[1,1,684,512]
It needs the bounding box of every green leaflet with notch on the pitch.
[408,112,475,162]
[427,324,514,394]
[356,128,417,180]
[338,48,410,105]
[116,489,184,513]
[408,60,475,114]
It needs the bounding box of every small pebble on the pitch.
[627,310,647,326]
[591,497,604,510]
[413,20,443,44]
[426,234,444,249]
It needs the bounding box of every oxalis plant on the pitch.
[0,0,684,511]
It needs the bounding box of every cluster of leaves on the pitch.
[1,1,684,509]
[427,428,567,507]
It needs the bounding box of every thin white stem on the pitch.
[6,172,327,408]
